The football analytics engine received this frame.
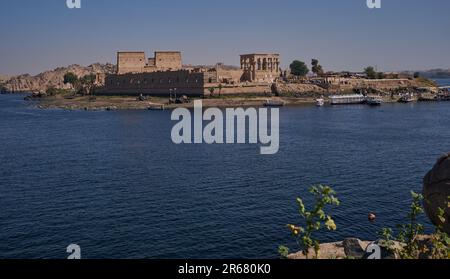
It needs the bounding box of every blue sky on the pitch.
[0,0,449,75]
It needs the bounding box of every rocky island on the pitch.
[1,50,446,110]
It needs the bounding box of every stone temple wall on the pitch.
[117,51,182,75]
[117,52,148,75]
[100,70,205,96]
[154,52,182,71]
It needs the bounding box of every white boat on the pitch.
[316,98,325,106]
[330,94,365,105]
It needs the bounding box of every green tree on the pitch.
[414,72,420,79]
[63,72,79,93]
[377,72,386,79]
[364,67,377,79]
[311,59,324,76]
[80,74,97,95]
[290,60,309,77]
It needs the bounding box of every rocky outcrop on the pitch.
[286,235,446,259]
[287,238,373,259]
[3,63,116,93]
[273,78,431,96]
[423,153,450,234]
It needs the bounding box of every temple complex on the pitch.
[99,50,281,96]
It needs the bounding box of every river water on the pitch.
[0,92,449,259]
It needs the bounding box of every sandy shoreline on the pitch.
[27,94,404,111]
[31,95,318,110]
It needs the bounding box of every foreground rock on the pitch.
[286,238,422,259]
[287,238,372,259]
[423,153,450,234]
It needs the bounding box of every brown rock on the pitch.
[343,238,368,259]
[423,153,450,234]
[287,241,346,259]
[4,63,116,93]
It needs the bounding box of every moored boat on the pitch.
[316,98,325,107]
[330,94,365,105]
[365,96,382,106]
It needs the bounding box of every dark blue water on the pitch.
[1,94,449,259]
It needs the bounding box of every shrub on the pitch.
[279,185,340,259]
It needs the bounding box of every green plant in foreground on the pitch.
[429,197,450,259]
[279,185,340,259]
[378,228,395,252]
[379,193,450,259]
[396,191,425,259]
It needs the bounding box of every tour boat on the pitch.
[330,94,365,105]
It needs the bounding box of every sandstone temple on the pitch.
[99,51,281,96]
[117,51,182,74]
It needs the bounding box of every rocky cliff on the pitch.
[3,63,116,93]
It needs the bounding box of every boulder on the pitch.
[343,238,368,259]
[423,153,450,234]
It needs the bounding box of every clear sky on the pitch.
[0,0,449,75]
